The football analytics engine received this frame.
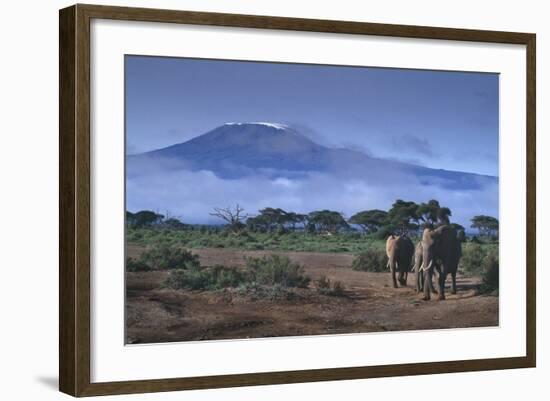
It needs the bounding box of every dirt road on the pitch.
[125,246,499,344]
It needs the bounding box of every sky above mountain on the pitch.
[125,56,499,226]
[126,55,499,176]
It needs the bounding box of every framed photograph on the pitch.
[59,4,536,397]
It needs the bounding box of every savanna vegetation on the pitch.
[126,199,499,295]
[125,200,499,342]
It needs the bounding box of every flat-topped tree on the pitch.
[471,215,499,237]
[348,210,388,234]
[246,214,270,233]
[416,199,441,226]
[308,210,349,234]
[126,210,164,228]
[387,200,420,235]
[258,207,289,232]
[416,200,452,227]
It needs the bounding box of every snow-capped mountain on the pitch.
[127,122,497,190]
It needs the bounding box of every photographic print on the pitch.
[124,55,499,344]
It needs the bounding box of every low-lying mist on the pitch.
[126,168,498,227]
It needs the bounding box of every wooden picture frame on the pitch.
[59,3,536,397]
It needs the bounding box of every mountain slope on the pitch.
[127,122,497,190]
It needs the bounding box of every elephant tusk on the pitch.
[420,259,433,272]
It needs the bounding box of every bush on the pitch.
[316,275,346,297]
[351,248,387,272]
[235,282,296,301]
[479,253,499,294]
[140,243,200,270]
[460,244,486,275]
[246,243,265,251]
[164,267,209,290]
[125,257,151,272]
[164,264,246,290]
[245,254,311,288]
[214,265,247,288]
[163,254,310,296]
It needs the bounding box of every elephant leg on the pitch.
[451,272,457,294]
[404,271,408,286]
[438,271,447,301]
[422,268,432,301]
[389,262,398,288]
[398,267,406,286]
[416,269,423,292]
[429,270,438,294]
[427,263,439,294]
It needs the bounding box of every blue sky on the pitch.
[125,55,499,226]
[126,55,499,176]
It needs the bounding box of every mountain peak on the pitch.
[128,123,497,191]
[223,122,291,131]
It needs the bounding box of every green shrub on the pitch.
[140,243,200,270]
[460,244,486,275]
[125,257,151,272]
[163,254,310,294]
[351,248,387,272]
[237,282,299,301]
[245,243,265,251]
[316,275,346,296]
[164,264,246,290]
[245,254,310,288]
[127,230,144,242]
[470,236,482,244]
[214,265,247,288]
[128,226,410,254]
[164,267,209,290]
[478,253,499,294]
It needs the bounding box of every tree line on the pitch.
[126,199,499,238]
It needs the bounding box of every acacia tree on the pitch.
[416,200,440,226]
[471,215,499,237]
[163,217,186,230]
[285,212,307,231]
[258,207,289,232]
[416,200,452,226]
[246,209,309,233]
[348,209,388,234]
[126,210,164,228]
[209,204,249,233]
[308,210,348,234]
[292,213,309,234]
[387,200,419,235]
[246,214,270,232]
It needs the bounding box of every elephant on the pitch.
[386,235,415,288]
[413,241,437,294]
[420,225,462,301]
